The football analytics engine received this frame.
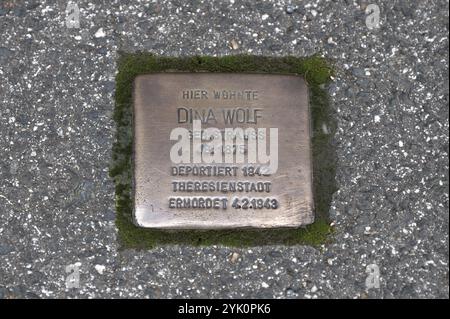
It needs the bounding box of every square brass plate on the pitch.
[133,73,314,229]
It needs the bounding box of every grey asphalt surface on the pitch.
[0,0,448,299]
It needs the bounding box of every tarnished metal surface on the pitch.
[133,73,313,229]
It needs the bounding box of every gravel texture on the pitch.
[0,0,448,299]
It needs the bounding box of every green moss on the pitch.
[110,53,337,249]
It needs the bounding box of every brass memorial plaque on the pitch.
[133,73,314,229]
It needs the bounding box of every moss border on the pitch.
[110,53,337,249]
